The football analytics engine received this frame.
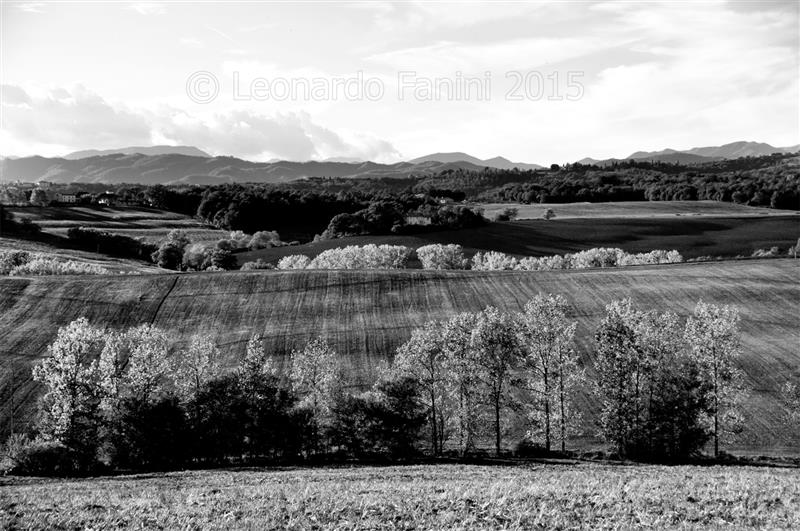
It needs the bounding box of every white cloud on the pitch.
[16,3,45,13]
[0,84,399,162]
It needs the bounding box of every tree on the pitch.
[31,318,106,466]
[441,312,481,455]
[393,322,449,455]
[289,338,339,454]
[595,300,713,460]
[542,208,556,220]
[594,299,648,457]
[97,325,174,468]
[29,188,50,206]
[172,333,220,404]
[152,230,191,270]
[517,294,579,452]
[471,306,521,456]
[781,381,799,424]
[416,244,468,270]
[685,301,743,458]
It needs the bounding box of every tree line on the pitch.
[3,294,777,477]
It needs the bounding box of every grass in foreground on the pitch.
[1,464,798,529]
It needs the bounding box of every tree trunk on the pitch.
[494,399,501,456]
[544,368,551,452]
[430,389,438,456]
[559,364,565,453]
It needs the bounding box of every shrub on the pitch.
[471,251,519,270]
[248,230,283,250]
[277,255,311,270]
[0,250,31,274]
[152,230,191,270]
[4,437,82,476]
[308,245,412,269]
[9,257,109,276]
[182,244,236,271]
[751,246,781,258]
[416,244,468,269]
[493,208,518,222]
[241,259,274,270]
[67,227,156,261]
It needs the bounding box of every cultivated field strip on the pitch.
[1,259,798,452]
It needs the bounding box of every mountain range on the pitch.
[0,141,797,185]
[580,141,800,166]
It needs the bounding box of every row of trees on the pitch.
[393,296,582,456]
[272,244,683,272]
[10,320,423,474]
[394,297,747,460]
[9,296,768,475]
[152,229,286,271]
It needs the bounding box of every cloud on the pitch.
[1,85,32,105]
[1,84,399,162]
[16,3,45,13]
[1,85,152,150]
[127,3,166,16]
[157,109,399,162]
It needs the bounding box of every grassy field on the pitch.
[1,259,798,454]
[6,206,227,244]
[478,200,800,220]
[237,215,799,266]
[2,463,798,529]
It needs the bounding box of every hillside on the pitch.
[1,259,798,454]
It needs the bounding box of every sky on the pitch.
[1,0,798,164]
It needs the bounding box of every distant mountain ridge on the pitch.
[64,145,211,159]
[2,141,797,185]
[410,152,544,170]
[0,153,489,185]
[621,141,798,165]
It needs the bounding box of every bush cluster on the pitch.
[1,250,109,276]
[276,245,413,270]
[67,227,156,261]
[472,248,683,271]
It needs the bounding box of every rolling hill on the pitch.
[1,259,798,454]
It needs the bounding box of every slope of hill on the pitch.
[64,146,211,160]
[1,259,798,453]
